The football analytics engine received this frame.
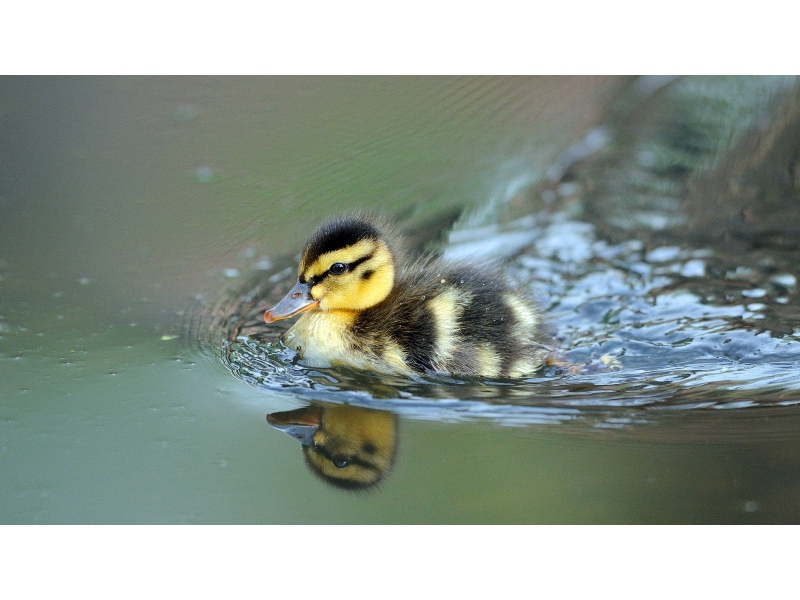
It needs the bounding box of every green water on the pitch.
[3,76,800,523]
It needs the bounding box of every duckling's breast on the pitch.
[283,310,355,368]
[284,309,414,374]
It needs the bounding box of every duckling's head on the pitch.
[267,403,398,490]
[265,216,398,322]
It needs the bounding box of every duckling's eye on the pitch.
[329,262,348,275]
[331,455,350,468]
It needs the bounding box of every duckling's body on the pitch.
[265,216,547,378]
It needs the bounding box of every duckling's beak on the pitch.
[267,406,322,446]
[264,281,320,323]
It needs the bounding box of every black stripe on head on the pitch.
[305,252,374,286]
[302,216,384,267]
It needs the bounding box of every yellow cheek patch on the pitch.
[350,258,394,309]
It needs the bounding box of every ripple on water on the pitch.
[185,206,800,432]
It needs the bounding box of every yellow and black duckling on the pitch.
[264,215,548,378]
[267,403,397,490]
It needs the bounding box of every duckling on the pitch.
[267,403,397,490]
[264,215,548,378]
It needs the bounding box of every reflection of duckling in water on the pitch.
[267,403,397,490]
[264,215,550,377]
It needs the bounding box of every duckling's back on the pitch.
[352,261,547,378]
